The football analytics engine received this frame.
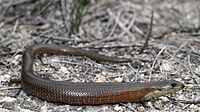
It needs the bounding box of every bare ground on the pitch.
[0,0,200,112]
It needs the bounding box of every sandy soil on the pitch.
[0,0,199,112]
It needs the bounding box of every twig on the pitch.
[59,0,68,33]
[42,30,57,44]
[171,42,188,60]
[0,86,21,91]
[139,11,154,54]
[0,51,22,56]
[119,11,136,38]
[32,0,53,17]
[107,9,136,39]
[191,50,200,57]
[187,55,200,88]
[119,103,136,112]
[127,63,139,82]
[12,19,19,33]
[149,45,166,81]
[169,97,200,104]
[177,100,200,104]
[107,10,121,38]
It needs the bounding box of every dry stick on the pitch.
[167,97,200,104]
[33,0,53,18]
[2,1,14,16]
[0,51,22,56]
[119,11,136,38]
[0,86,21,91]
[134,24,144,36]
[107,9,136,39]
[139,11,154,54]
[187,55,200,88]
[119,103,136,112]
[42,30,58,44]
[127,63,139,82]
[12,19,19,33]
[171,42,188,60]
[108,10,122,38]
[149,46,166,81]
[178,100,200,104]
[191,50,200,57]
[59,0,68,33]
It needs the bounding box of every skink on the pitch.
[21,44,184,105]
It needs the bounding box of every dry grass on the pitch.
[0,0,199,111]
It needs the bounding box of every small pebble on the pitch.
[114,105,123,111]
[177,94,186,100]
[146,101,154,108]
[102,106,109,112]
[59,66,70,74]
[153,101,162,109]
[189,104,200,111]
[114,77,123,82]
[102,71,107,75]
[40,104,47,112]
[95,75,106,82]
[187,84,195,89]
[137,106,145,112]
[76,107,82,111]
[160,96,169,102]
